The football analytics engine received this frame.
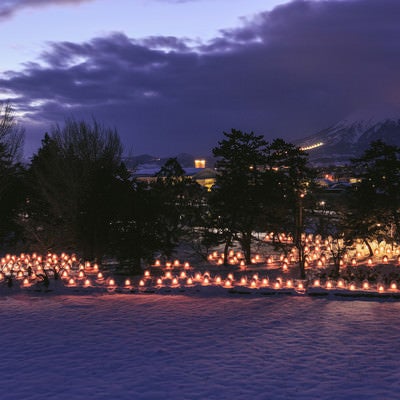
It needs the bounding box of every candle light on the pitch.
[84,279,91,287]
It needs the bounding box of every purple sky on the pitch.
[1,0,400,158]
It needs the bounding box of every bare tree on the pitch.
[0,101,24,165]
[0,102,26,249]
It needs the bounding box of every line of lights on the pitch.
[301,142,324,151]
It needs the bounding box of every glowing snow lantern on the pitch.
[172,278,178,285]
[124,279,131,287]
[225,280,232,287]
[78,270,85,279]
[108,278,115,286]
[180,271,186,279]
[203,277,209,285]
[378,284,385,293]
[139,280,145,287]
[252,274,259,281]
[217,259,223,265]
[351,258,357,266]
[383,255,388,264]
[240,277,247,285]
[144,270,150,277]
[390,282,397,290]
[363,281,370,290]
[165,271,172,279]
[286,280,292,288]
[297,282,304,290]
[367,258,373,266]
[313,279,320,287]
[240,260,246,267]
[157,278,163,285]
[337,279,344,288]
[282,263,288,272]
[208,254,213,261]
[326,281,333,289]
[84,279,91,287]
[62,270,69,278]
[251,280,257,288]
[215,276,222,284]
[349,283,356,291]
[154,259,161,267]
[97,272,103,280]
[262,278,269,286]
[68,278,76,286]
[184,262,190,269]
[23,278,29,287]
[267,257,273,264]
[165,262,172,268]
[228,273,234,281]
[174,260,180,267]
[186,278,193,285]
[274,281,281,289]
[195,273,202,281]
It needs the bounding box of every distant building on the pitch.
[194,159,206,168]
[133,159,216,190]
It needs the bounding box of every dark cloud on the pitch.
[0,0,94,19]
[2,0,400,157]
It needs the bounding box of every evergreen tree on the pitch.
[266,139,314,278]
[24,119,124,260]
[210,129,268,264]
[348,140,400,246]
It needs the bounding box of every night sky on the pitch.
[1,0,399,158]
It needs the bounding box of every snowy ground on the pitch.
[1,293,400,400]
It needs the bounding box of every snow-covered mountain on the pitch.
[297,109,400,165]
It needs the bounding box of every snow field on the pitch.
[1,294,400,400]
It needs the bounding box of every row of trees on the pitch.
[1,102,400,277]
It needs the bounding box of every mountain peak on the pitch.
[297,106,400,165]
[334,106,400,132]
